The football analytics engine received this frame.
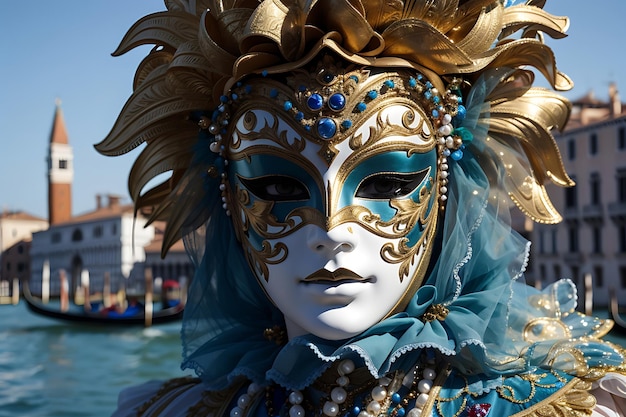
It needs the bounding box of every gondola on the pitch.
[609,287,626,334]
[22,282,184,326]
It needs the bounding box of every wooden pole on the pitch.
[82,270,91,312]
[60,269,69,312]
[42,259,50,303]
[144,268,153,327]
[584,273,593,316]
[11,277,19,305]
[103,272,111,308]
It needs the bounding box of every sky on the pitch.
[1,1,626,219]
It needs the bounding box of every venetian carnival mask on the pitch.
[218,56,464,340]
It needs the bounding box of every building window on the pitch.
[594,265,604,287]
[17,245,24,254]
[568,139,576,160]
[554,264,561,281]
[93,226,103,238]
[592,226,602,254]
[59,159,68,169]
[538,230,545,254]
[568,225,579,253]
[619,127,626,150]
[570,265,579,286]
[17,263,25,273]
[51,232,61,244]
[565,175,577,208]
[618,169,626,203]
[590,172,601,205]
[621,267,626,289]
[590,133,598,155]
[551,229,558,254]
[71,229,83,242]
[620,226,626,253]
[111,224,117,235]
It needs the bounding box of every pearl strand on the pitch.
[230,382,262,417]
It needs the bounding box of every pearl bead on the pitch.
[417,379,432,393]
[358,411,372,417]
[415,393,429,407]
[407,407,422,417]
[366,400,381,414]
[248,382,260,395]
[237,394,250,408]
[209,142,220,153]
[230,406,243,417]
[439,125,452,136]
[371,386,387,401]
[422,368,436,380]
[439,171,449,179]
[336,375,350,387]
[289,404,305,417]
[338,359,355,376]
[440,187,448,194]
[443,114,452,124]
[323,401,339,416]
[289,391,304,405]
[331,387,347,403]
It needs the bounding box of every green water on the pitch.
[1,302,625,416]
[0,302,189,417]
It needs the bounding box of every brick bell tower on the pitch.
[47,99,73,225]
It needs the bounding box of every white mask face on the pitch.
[226,68,442,340]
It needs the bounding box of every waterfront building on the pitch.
[531,83,626,307]
[0,211,48,298]
[26,102,194,299]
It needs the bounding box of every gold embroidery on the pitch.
[509,378,596,417]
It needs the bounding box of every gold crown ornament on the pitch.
[96,0,574,254]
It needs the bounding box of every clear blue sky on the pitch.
[1,1,625,219]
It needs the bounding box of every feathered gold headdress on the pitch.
[95,0,573,254]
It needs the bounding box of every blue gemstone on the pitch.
[417,74,424,81]
[220,95,229,103]
[351,406,361,416]
[284,101,293,111]
[295,112,304,121]
[367,90,378,100]
[456,105,467,120]
[323,73,335,83]
[307,93,324,111]
[356,102,367,112]
[396,408,406,417]
[451,149,463,161]
[432,109,439,118]
[391,393,401,404]
[341,120,352,129]
[261,70,268,77]
[424,91,432,100]
[408,77,417,88]
[328,93,346,111]
[245,85,252,94]
[433,96,440,104]
[349,75,359,83]
[231,93,238,101]
[270,88,278,98]
[299,85,307,92]
[425,81,433,88]
[384,80,395,88]
[317,118,337,139]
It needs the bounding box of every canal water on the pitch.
[1,301,625,416]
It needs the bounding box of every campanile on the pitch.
[47,100,73,225]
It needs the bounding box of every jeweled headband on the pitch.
[96,0,573,254]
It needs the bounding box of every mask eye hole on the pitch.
[239,175,310,202]
[355,169,430,200]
